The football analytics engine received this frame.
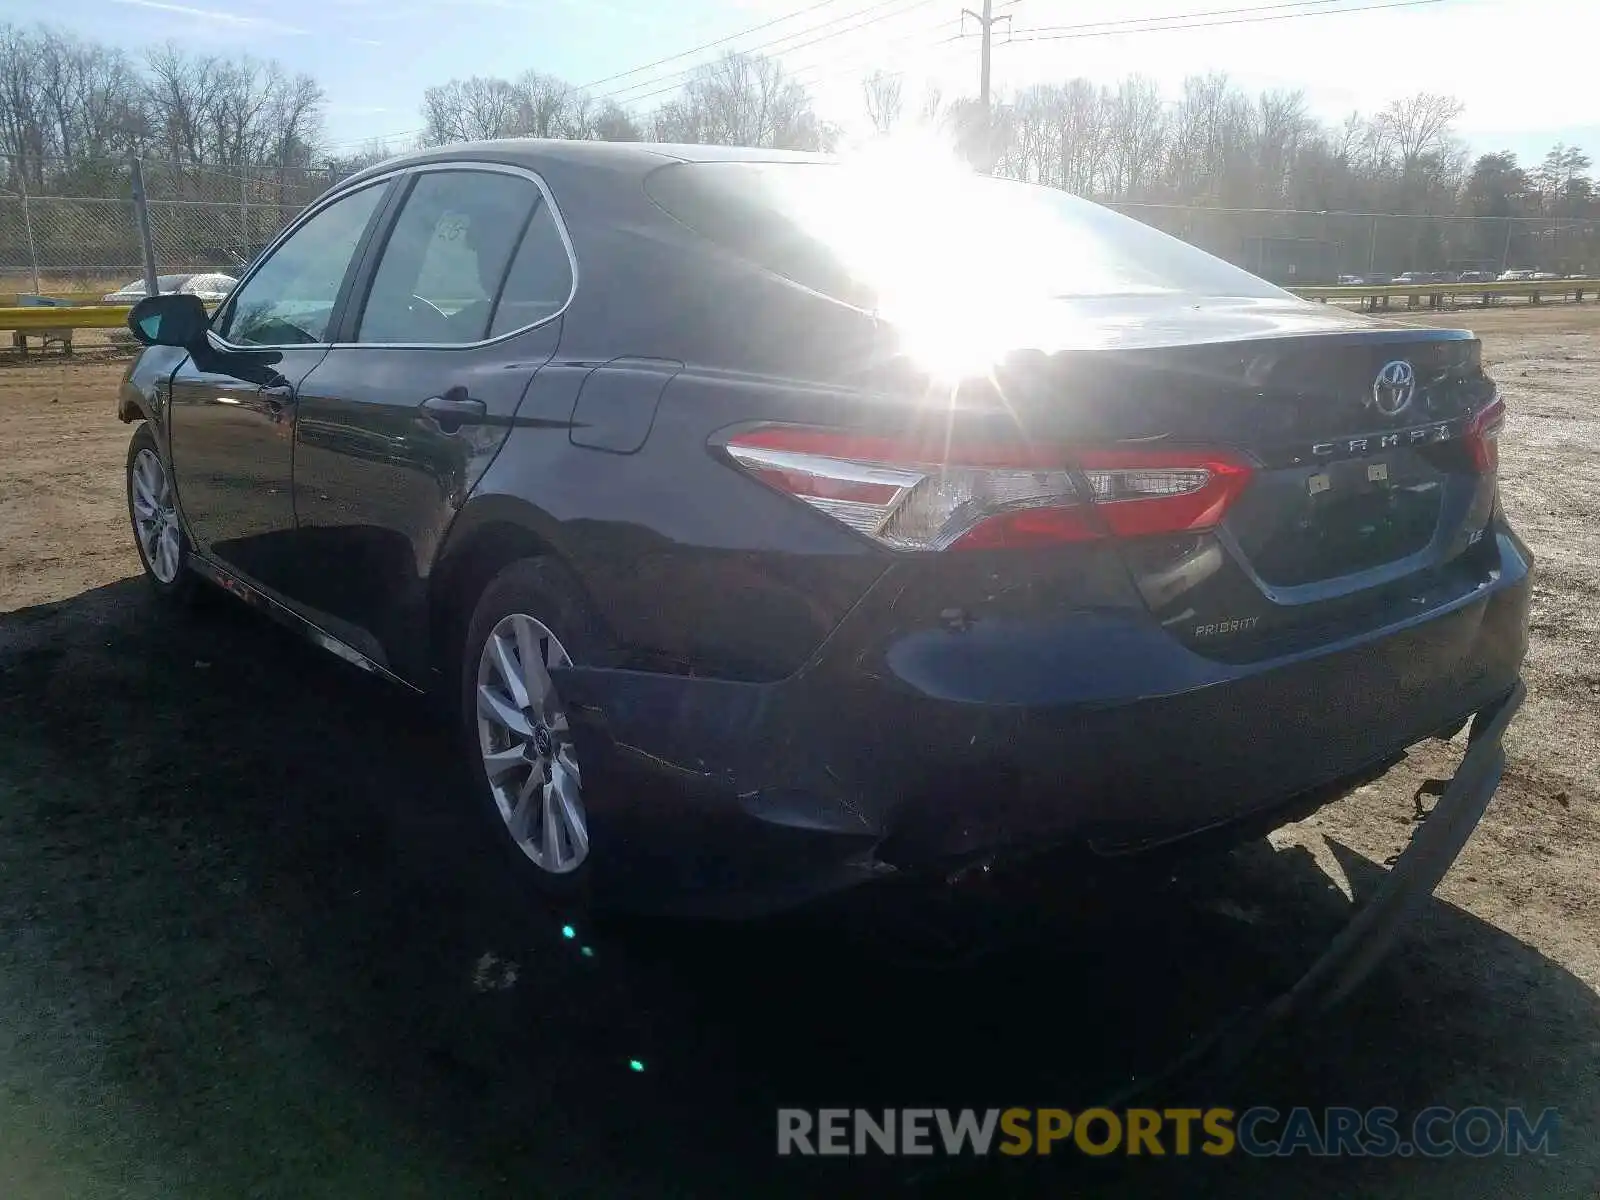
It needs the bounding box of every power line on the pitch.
[321,127,426,152]
[599,0,937,105]
[787,27,963,89]
[575,0,853,90]
[605,0,945,107]
[320,0,990,140]
[320,0,1455,146]
[1011,0,1367,35]
[1005,0,1451,43]
[783,0,1018,88]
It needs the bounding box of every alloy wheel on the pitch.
[474,613,589,874]
[131,447,181,584]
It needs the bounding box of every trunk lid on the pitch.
[951,299,1503,655]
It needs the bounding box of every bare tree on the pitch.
[516,71,575,138]
[862,70,902,134]
[421,71,627,145]
[420,76,522,145]
[144,43,217,165]
[589,100,642,142]
[0,25,48,187]
[1101,76,1166,200]
[36,30,143,166]
[651,53,830,150]
[1165,74,1255,205]
[1254,88,1312,204]
[1372,92,1463,172]
[263,68,324,167]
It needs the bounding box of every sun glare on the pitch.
[800,130,1086,381]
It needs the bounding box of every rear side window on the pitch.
[357,170,538,345]
[488,200,574,338]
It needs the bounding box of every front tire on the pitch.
[126,424,198,606]
[460,558,603,903]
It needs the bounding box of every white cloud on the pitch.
[107,0,306,34]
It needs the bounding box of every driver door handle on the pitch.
[259,382,294,424]
[420,392,487,427]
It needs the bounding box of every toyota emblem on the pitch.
[1371,360,1416,417]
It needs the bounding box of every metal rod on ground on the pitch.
[18,165,41,295]
[130,153,159,298]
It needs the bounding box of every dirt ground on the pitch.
[1,309,1597,1198]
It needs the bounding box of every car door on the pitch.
[287,164,575,679]
[166,178,391,595]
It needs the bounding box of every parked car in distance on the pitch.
[1529,271,1562,282]
[1497,269,1534,281]
[112,139,1531,933]
[1393,271,1452,286]
[1360,272,1394,285]
[1337,274,1365,285]
[1456,270,1493,284]
[103,272,237,304]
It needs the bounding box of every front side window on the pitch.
[357,170,538,345]
[219,182,386,346]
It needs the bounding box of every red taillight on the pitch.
[1466,397,1505,472]
[722,426,1253,551]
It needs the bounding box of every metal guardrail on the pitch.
[3,277,1597,356]
[1292,278,1599,309]
[0,298,216,355]
[0,291,111,307]
[1,304,132,331]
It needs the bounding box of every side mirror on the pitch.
[127,292,209,349]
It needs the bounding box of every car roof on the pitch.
[116,273,190,291]
[341,138,835,190]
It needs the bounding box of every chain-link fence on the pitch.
[3,153,1597,294]
[1,156,344,293]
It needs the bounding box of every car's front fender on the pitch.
[116,346,190,431]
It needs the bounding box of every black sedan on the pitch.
[116,139,1529,933]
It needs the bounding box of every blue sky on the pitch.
[11,0,1597,168]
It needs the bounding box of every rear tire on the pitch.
[460,557,607,905]
[126,424,199,607]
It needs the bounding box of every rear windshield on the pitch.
[644,160,1288,308]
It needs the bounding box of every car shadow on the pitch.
[0,580,1595,1198]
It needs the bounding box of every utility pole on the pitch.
[961,0,1009,171]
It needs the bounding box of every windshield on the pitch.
[644,159,1290,309]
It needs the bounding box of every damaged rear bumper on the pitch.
[553,534,1529,917]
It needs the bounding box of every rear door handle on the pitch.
[420,392,487,428]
